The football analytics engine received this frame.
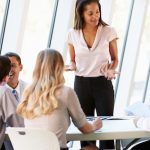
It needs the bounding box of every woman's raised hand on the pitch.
[64,62,76,71]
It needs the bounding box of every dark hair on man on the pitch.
[0,56,11,82]
[74,0,108,30]
[4,52,21,64]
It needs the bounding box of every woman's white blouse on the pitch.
[67,25,118,77]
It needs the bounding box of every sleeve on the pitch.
[137,117,150,131]
[0,106,3,131]
[108,27,118,42]
[67,88,87,128]
[1,89,24,127]
[66,28,73,45]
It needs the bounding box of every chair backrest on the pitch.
[7,127,60,150]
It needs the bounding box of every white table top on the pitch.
[66,119,150,141]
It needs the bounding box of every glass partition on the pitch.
[129,1,150,105]
[0,0,7,53]
[20,0,57,82]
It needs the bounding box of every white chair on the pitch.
[6,127,60,150]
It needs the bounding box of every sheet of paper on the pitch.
[98,120,137,132]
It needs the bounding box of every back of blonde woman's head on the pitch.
[17,49,65,119]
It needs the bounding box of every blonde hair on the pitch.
[17,49,65,119]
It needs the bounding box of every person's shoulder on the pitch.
[68,28,74,34]
[19,79,27,85]
[0,85,11,96]
[59,86,77,98]
[19,79,28,89]
[68,27,74,32]
[0,86,7,97]
[60,85,74,93]
[55,86,75,102]
[0,86,13,103]
[102,25,115,32]
[68,28,79,34]
[102,25,117,38]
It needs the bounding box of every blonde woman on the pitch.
[17,49,102,150]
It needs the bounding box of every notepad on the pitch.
[102,116,135,120]
[100,119,136,132]
[86,116,135,122]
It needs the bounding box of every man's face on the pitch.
[8,56,22,85]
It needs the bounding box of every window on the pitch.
[0,0,7,34]
[114,0,149,115]
[20,0,57,82]
[109,0,134,92]
[0,0,8,52]
[129,1,150,105]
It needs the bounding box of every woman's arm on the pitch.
[109,39,118,70]
[65,44,76,71]
[79,118,102,133]
[67,88,103,133]
[106,39,119,80]
[68,44,75,63]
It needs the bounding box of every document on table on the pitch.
[102,116,135,120]
[87,116,135,121]
[97,119,137,132]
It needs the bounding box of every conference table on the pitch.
[66,117,150,150]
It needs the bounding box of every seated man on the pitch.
[3,52,27,150]
[4,52,27,102]
[0,56,24,150]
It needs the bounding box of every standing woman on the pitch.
[66,0,119,149]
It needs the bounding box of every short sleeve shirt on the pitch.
[67,25,118,77]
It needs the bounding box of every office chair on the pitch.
[7,127,60,150]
